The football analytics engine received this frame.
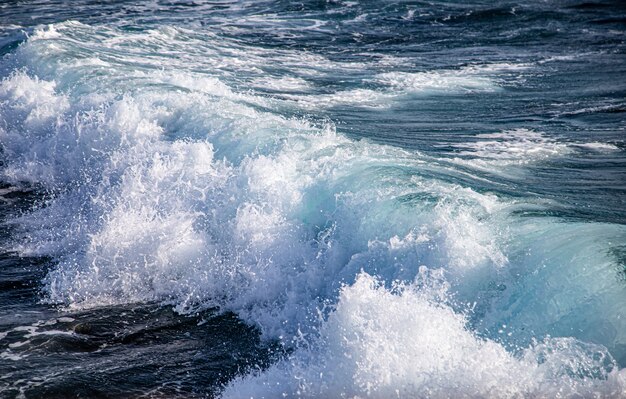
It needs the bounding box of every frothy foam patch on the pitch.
[284,88,394,108]
[375,63,530,93]
[452,129,571,166]
[288,62,529,109]
[0,72,70,141]
[223,272,626,399]
[15,21,530,114]
[573,142,621,152]
[251,76,312,92]
[375,70,497,94]
[451,131,622,174]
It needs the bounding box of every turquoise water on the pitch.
[0,1,625,397]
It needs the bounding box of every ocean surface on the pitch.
[0,0,625,397]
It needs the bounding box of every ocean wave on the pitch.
[1,19,625,398]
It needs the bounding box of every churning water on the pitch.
[0,1,625,397]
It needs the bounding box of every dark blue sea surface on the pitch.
[0,1,625,397]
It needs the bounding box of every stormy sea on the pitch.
[0,0,625,397]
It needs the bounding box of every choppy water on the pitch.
[0,0,625,397]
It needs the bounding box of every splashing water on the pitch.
[1,1,625,397]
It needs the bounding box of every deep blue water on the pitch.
[0,1,625,397]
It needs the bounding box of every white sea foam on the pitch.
[573,142,620,152]
[0,351,25,361]
[251,76,312,92]
[2,20,626,398]
[285,88,393,108]
[451,130,622,177]
[223,272,626,399]
[451,129,572,173]
[376,63,530,93]
[291,62,530,108]
[375,70,497,94]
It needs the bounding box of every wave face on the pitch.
[1,1,626,397]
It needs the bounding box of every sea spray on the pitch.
[1,4,625,396]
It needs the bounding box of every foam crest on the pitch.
[1,64,512,337]
[45,140,232,309]
[0,73,72,182]
[224,272,626,399]
[0,72,69,130]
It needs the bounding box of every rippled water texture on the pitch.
[0,1,625,397]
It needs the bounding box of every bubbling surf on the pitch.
[1,4,626,397]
